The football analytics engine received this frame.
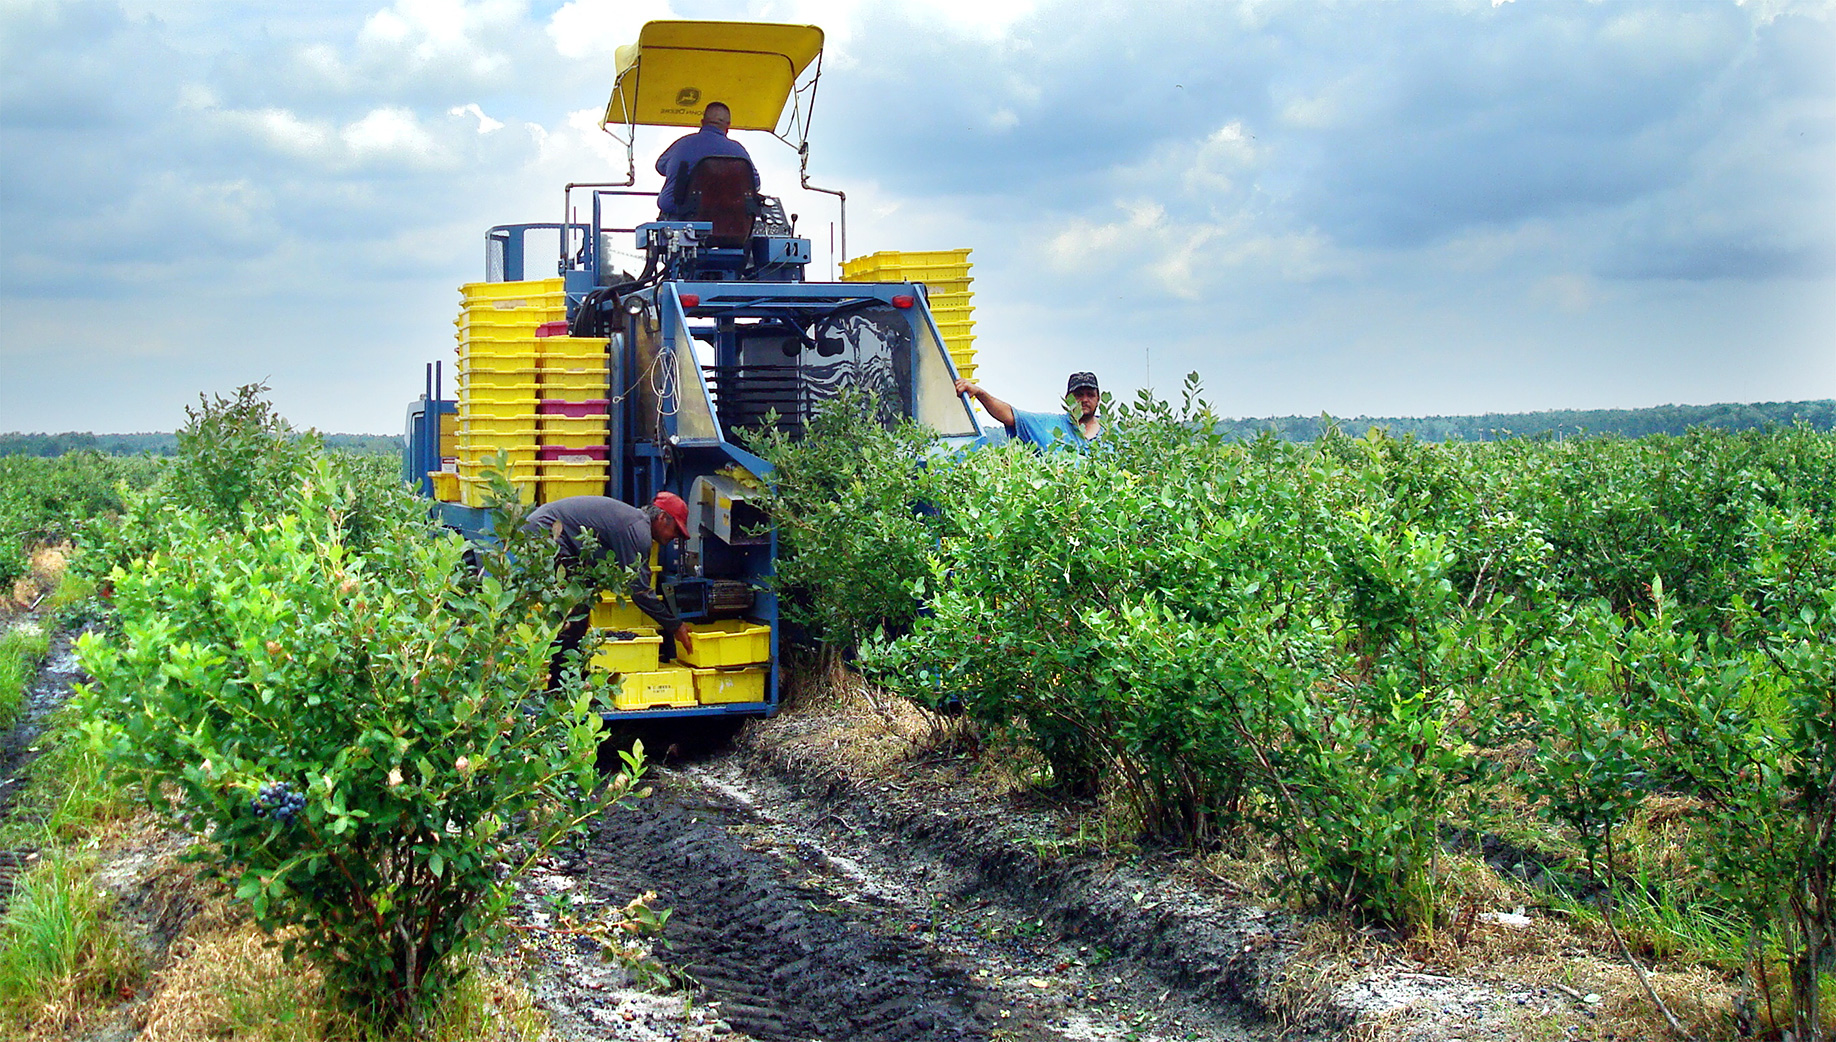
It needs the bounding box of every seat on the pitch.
[672,155,760,247]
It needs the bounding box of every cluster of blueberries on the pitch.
[250,781,307,825]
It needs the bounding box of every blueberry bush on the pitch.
[74,387,641,1031]
[762,376,1835,1038]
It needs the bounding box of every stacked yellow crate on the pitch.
[534,329,612,502]
[840,249,975,380]
[453,279,565,506]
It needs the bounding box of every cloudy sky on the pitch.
[2,0,1832,434]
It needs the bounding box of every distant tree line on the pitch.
[1215,399,1836,442]
[6,401,1832,458]
[0,431,403,458]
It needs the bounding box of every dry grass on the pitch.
[136,922,327,1042]
[767,660,1765,1041]
[134,873,548,1042]
[760,651,979,780]
[2,794,546,1042]
[8,543,70,609]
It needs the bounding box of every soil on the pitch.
[0,627,84,895]
[0,619,1632,1042]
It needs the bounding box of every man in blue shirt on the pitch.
[655,101,760,217]
[954,371,1103,451]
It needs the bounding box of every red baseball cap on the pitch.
[653,491,690,539]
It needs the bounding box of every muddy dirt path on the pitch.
[0,629,83,895]
[547,750,1279,1042]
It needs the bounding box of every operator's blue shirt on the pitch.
[1008,410,1097,452]
[655,127,759,217]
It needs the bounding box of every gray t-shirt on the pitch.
[524,495,651,568]
[524,496,683,634]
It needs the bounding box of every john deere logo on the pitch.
[675,87,701,106]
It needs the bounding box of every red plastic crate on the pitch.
[535,320,570,338]
[538,398,610,417]
[538,444,609,461]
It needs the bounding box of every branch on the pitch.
[1602,897,1693,1040]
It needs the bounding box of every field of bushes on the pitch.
[759,378,1835,1040]
[0,387,651,1038]
[1,378,1831,1039]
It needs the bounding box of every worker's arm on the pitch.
[954,377,1016,428]
[629,577,693,649]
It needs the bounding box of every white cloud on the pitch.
[450,103,505,133]
[1047,200,1164,268]
[1046,193,1340,299]
[343,107,445,163]
[916,0,1041,41]
[547,0,674,61]
[355,0,522,76]
[257,109,339,157]
[294,43,353,90]
[209,105,339,159]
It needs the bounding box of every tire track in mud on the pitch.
[582,765,993,1042]
[572,746,1276,1042]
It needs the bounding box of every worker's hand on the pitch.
[675,627,695,651]
[954,377,979,397]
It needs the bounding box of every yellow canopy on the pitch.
[603,21,824,132]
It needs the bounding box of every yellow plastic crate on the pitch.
[458,474,535,507]
[428,471,460,502]
[458,310,562,333]
[538,415,610,436]
[677,620,770,668]
[541,369,609,394]
[539,430,607,450]
[842,249,971,279]
[460,278,565,305]
[460,367,542,388]
[613,666,697,710]
[456,428,539,448]
[462,383,539,406]
[591,594,650,629]
[458,404,538,424]
[458,459,540,481]
[934,320,975,338]
[458,348,542,371]
[846,266,970,286]
[590,627,661,674]
[457,447,536,467]
[457,412,545,436]
[914,278,973,296]
[462,304,565,322]
[538,336,611,362]
[693,666,766,704]
[846,248,970,269]
[539,462,608,502]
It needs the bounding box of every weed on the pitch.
[0,622,50,727]
[0,851,145,1032]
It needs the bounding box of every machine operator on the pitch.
[954,371,1104,451]
[525,492,697,686]
[655,101,760,219]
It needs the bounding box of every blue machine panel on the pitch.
[753,236,812,266]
